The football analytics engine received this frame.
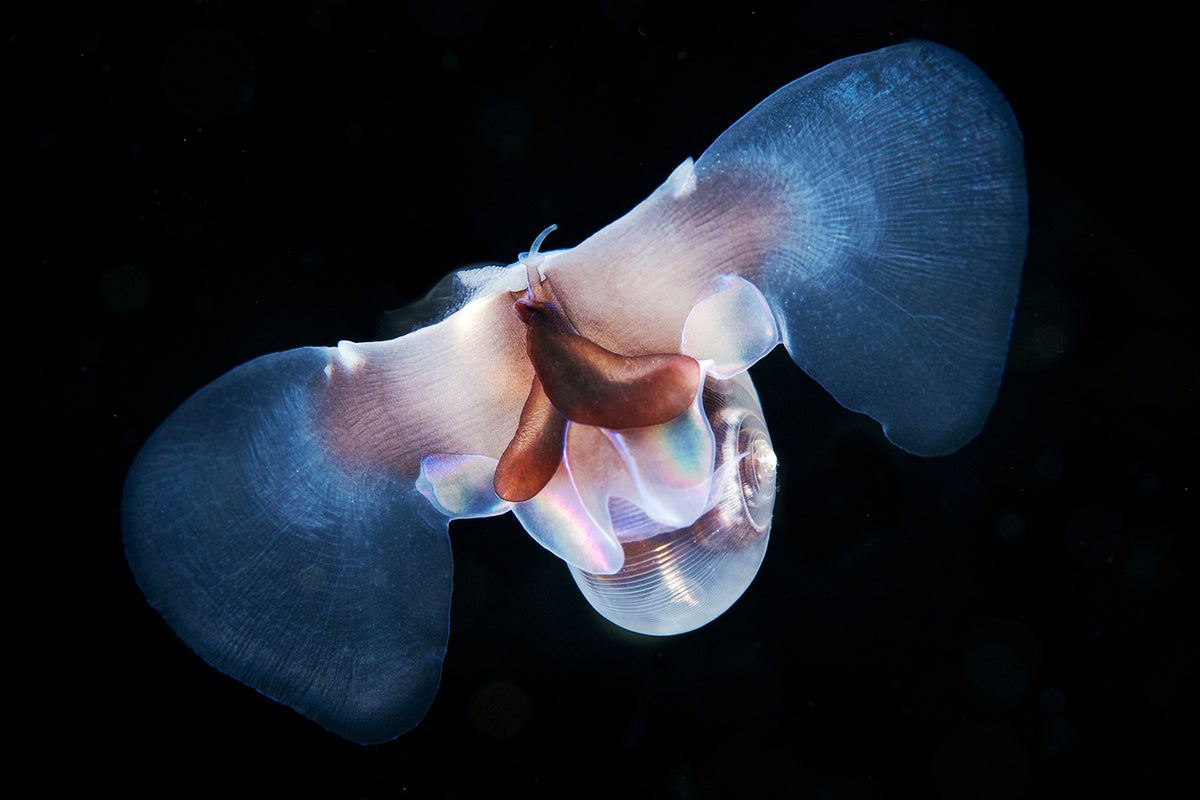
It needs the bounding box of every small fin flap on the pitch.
[682,275,780,378]
[417,454,512,518]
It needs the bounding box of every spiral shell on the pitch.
[569,370,776,635]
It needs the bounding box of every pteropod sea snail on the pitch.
[123,41,1027,743]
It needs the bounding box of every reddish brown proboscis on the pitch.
[493,375,566,503]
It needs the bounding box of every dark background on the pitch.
[12,1,1192,797]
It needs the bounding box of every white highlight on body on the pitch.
[665,158,697,199]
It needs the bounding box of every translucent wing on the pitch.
[545,41,1026,454]
[123,292,531,744]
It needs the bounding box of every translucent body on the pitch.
[123,42,1026,743]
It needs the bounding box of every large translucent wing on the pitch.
[547,41,1026,455]
[700,41,1027,454]
[123,291,531,743]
